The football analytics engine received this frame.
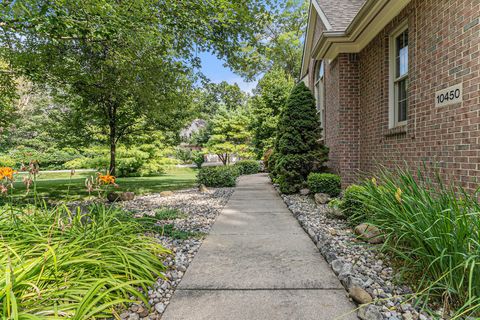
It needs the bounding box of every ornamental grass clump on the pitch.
[361,167,480,318]
[0,203,169,319]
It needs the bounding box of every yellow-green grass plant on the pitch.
[360,167,479,318]
[0,203,169,319]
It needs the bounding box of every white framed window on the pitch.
[315,60,325,134]
[389,22,408,128]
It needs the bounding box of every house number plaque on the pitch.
[435,83,463,107]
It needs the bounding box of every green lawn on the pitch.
[8,167,198,204]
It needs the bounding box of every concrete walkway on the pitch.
[162,174,357,320]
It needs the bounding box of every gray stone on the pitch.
[358,305,383,320]
[160,191,174,197]
[349,286,373,304]
[299,188,310,196]
[331,259,344,275]
[154,303,165,314]
[314,193,331,205]
[128,314,140,320]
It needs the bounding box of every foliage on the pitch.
[271,82,328,194]
[206,109,254,165]
[1,0,271,174]
[307,173,341,197]
[263,148,274,170]
[249,68,294,157]
[339,184,368,224]
[197,166,240,187]
[154,208,184,220]
[191,150,206,169]
[64,144,178,177]
[0,204,169,318]
[360,168,480,317]
[195,81,249,120]
[175,147,193,164]
[235,160,261,175]
[233,0,309,79]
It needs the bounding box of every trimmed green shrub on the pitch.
[191,150,205,169]
[307,173,341,197]
[271,82,329,194]
[339,184,368,223]
[235,160,260,175]
[197,166,240,187]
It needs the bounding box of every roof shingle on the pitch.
[315,0,367,31]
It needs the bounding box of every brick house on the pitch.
[301,0,480,189]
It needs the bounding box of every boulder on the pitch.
[199,184,209,193]
[354,223,384,244]
[160,191,174,197]
[299,188,310,196]
[349,286,373,304]
[120,191,135,201]
[314,193,331,205]
[107,192,120,202]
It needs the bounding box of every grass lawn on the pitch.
[8,167,198,203]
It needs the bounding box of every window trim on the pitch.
[315,60,325,136]
[388,21,409,129]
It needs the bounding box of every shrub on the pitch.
[0,204,168,318]
[339,184,368,223]
[362,168,480,317]
[191,150,205,169]
[307,173,341,197]
[235,160,260,175]
[197,166,240,187]
[263,148,273,170]
[271,82,329,194]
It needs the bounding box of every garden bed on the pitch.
[280,193,440,320]
[116,187,234,319]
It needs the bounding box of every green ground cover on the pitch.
[9,167,197,203]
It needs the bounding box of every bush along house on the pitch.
[301,0,480,189]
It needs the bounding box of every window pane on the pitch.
[397,79,407,122]
[395,30,408,77]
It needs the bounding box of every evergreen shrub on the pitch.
[307,173,341,197]
[271,82,329,193]
[235,160,260,175]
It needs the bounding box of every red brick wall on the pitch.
[357,0,480,189]
[310,0,480,189]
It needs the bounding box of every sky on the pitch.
[199,52,258,94]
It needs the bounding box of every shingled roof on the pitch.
[314,0,367,31]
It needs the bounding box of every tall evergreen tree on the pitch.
[270,82,328,193]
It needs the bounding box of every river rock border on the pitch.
[279,192,437,320]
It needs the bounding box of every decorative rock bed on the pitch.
[116,187,233,320]
[280,193,438,320]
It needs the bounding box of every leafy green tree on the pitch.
[0,0,271,175]
[270,82,328,194]
[195,81,249,120]
[206,109,253,165]
[233,0,309,79]
[250,68,294,158]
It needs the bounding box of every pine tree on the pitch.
[270,82,329,193]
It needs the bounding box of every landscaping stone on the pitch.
[120,191,135,201]
[354,223,384,244]
[116,187,233,319]
[199,184,209,193]
[160,191,174,197]
[107,192,120,202]
[278,192,437,320]
[314,193,331,205]
[299,188,310,195]
[349,286,373,304]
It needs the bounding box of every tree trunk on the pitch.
[109,104,117,176]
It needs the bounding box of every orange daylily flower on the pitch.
[98,173,116,185]
[0,167,16,180]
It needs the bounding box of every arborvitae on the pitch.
[270,82,329,193]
